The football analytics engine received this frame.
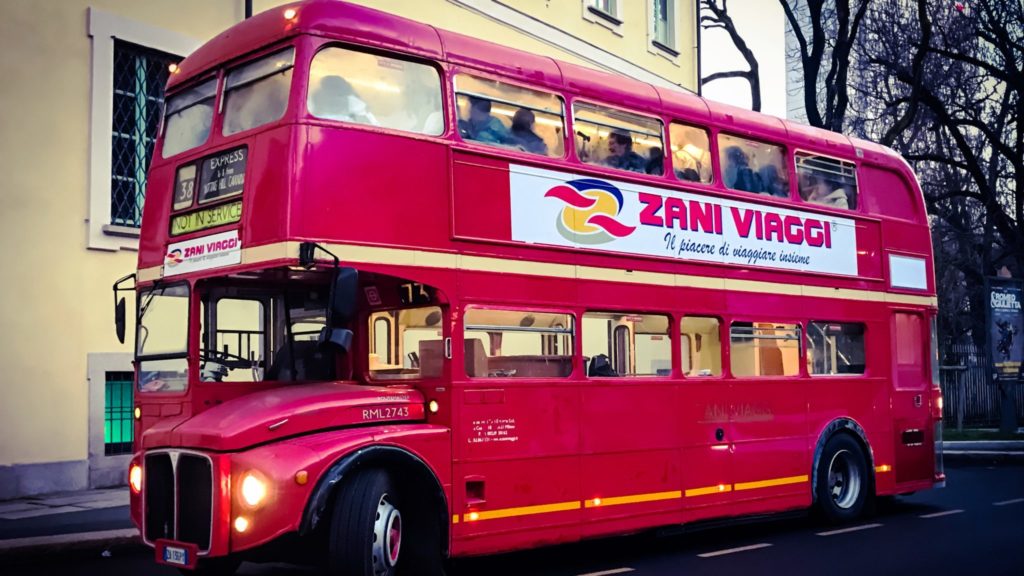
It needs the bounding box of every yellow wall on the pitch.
[0,0,694,472]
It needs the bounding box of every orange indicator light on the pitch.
[295,470,308,485]
[592,498,602,506]
[717,484,726,492]
[234,516,249,533]
[467,512,479,522]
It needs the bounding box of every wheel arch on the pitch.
[811,418,875,504]
[299,444,449,556]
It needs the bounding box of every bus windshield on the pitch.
[137,284,190,393]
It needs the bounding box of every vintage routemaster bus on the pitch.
[116,1,943,573]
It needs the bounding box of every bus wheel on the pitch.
[816,434,868,523]
[329,469,404,576]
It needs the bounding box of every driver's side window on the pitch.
[201,297,268,382]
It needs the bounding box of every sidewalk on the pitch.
[0,488,137,557]
[943,440,1024,463]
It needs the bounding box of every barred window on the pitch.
[111,40,180,227]
[104,371,134,456]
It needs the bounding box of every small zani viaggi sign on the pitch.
[163,230,241,277]
[509,165,858,276]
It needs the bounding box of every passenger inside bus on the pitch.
[510,109,548,155]
[460,96,515,146]
[646,146,665,175]
[309,75,379,125]
[723,145,764,193]
[800,172,849,209]
[604,131,647,173]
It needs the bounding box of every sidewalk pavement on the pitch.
[0,441,1020,558]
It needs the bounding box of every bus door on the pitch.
[891,311,933,485]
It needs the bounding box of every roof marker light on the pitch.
[168,63,179,74]
[283,8,298,21]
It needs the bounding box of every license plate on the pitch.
[155,540,198,569]
[163,546,188,566]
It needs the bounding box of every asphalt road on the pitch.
[3,463,1022,576]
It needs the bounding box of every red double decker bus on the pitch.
[116,1,943,573]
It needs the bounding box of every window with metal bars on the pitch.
[110,40,181,228]
[104,371,135,456]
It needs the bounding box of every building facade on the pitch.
[0,0,697,499]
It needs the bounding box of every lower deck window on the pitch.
[583,312,670,376]
[807,321,866,374]
[680,316,722,377]
[464,308,574,378]
[369,307,444,380]
[730,322,802,377]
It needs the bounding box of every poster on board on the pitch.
[988,277,1023,382]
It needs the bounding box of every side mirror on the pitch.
[330,267,359,327]
[318,326,353,354]
[115,297,127,344]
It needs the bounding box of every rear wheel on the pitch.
[816,434,869,523]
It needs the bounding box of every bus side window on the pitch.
[368,307,443,380]
[796,153,858,210]
[669,122,713,184]
[730,322,801,377]
[309,47,445,136]
[464,308,574,378]
[453,74,565,157]
[680,316,722,377]
[807,321,866,375]
[718,134,789,197]
[583,312,671,377]
[573,101,665,175]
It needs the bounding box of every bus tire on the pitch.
[815,434,868,523]
[328,469,406,576]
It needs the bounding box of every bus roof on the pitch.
[167,0,916,186]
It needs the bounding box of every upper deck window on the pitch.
[163,78,216,158]
[670,122,712,184]
[309,47,444,136]
[796,152,858,210]
[718,133,789,197]
[223,47,294,136]
[573,101,664,175]
[454,74,565,157]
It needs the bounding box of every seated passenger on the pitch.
[759,164,788,197]
[461,96,515,145]
[309,75,378,125]
[510,108,548,155]
[800,173,849,209]
[645,146,664,175]
[724,145,764,193]
[604,131,646,173]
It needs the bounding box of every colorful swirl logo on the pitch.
[165,248,184,267]
[544,178,636,245]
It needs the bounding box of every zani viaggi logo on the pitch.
[165,248,184,267]
[544,178,636,245]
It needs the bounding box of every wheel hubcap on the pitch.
[827,449,862,509]
[371,494,401,575]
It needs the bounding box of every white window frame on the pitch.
[87,7,200,251]
[582,0,624,36]
[648,0,681,61]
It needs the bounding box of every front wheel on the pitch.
[328,469,407,576]
[815,434,869,523]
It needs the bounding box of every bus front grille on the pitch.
[143,451,213,552]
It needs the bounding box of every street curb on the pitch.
[0,528,140,558]
[943,451,1024,464]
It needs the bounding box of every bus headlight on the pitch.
[240,472,268,508]
[129,464,143,494]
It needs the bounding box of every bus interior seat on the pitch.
[266,340,335,381]
[418,340,444,378]
[465,338,488,377]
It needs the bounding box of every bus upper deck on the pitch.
[139,0,933,307]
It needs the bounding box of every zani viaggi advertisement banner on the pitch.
[510,165,858,276]
[163,230,241,277]
[988,278,1023,382]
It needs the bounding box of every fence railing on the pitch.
[939,343,1024,428]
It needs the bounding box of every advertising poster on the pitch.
[988,278,1023,382]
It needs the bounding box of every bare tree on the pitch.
[700,0,762,111]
